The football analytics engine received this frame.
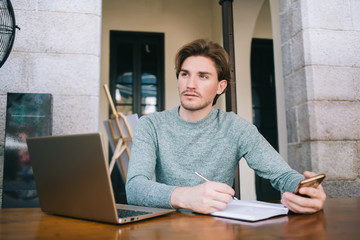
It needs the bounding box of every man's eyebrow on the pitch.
[179,69,212,75]
[198,71,212,75]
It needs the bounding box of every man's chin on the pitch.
[180,102,210,112]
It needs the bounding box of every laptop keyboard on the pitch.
[117,209,152,218]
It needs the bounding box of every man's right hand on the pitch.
[170,181,235,214]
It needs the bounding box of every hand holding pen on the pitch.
[170,172,236,214]
[195,172,238,200]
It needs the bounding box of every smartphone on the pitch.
[294,173,326,195]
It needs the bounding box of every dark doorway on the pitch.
[250,38,281,201]
[109,31,165,203]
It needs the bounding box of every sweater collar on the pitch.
[172,106,218,126]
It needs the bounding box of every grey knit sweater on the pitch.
[126,106,303,209]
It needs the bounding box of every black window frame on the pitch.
[109,31,165,117]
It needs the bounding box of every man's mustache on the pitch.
[180,90,201,97]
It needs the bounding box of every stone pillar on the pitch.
[0,1,102,206]
[280,0,360,197]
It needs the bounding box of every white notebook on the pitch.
[211,200,289,222]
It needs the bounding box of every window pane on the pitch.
[115,83,132,104]
[141,84,157,105]
[116,105,133,115]
[141,72,157,84]
[141,43,159,114]
[117,43,133,74]
[141,43,158,80]
[117,72,133,84]
[115,41,134,113]
[141,105,157,115]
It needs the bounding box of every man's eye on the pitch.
[180,72,188,77]
[200,75,208,79]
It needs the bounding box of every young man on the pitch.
[126,39,326,214]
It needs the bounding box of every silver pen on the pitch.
[194,172,238,200]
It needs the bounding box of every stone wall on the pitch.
[0,0,102,206]
[280,0,360,197]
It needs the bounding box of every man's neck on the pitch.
[178,105,212,122]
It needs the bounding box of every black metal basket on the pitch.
[0,0,19,68]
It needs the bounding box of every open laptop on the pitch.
[26,133,175,224]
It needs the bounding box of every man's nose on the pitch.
[186,75,197,89]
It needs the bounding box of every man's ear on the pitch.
[217,80,228,94]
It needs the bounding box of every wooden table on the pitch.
[1,198,359,240]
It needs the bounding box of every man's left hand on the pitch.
[281,171,327,214]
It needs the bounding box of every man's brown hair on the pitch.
[175,39,231,105]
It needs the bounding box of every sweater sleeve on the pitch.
[238,123,304,193]
[125,116,176,209]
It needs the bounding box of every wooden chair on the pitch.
[103,84,138,182]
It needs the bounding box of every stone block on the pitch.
[287,142,312,174]
[305,29,360,67]
[28,53,100,96]
[38,0,102,15]
[356,69,360,100]
[281,42,292,77]
[323,180,360,198]
[279,0,292,14]
[358,141,360,177]
[291,31,305,71]
[306,65,359,101]
[290,0,302,37]
[355,140,360,178]
[52,95,99,135]
[284,67,307,109]
[306,101,360,140]
[297,102,311,141]
[0,95,6,151]
[0,156,3,188]
[14,11,101,56]
[0,53,28,94]
[352,0,360,30]
[301,0,352,30]
[286,107,298,144]
[310,141,359,180]
[11,0,37,11]
[280,10,291,43]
